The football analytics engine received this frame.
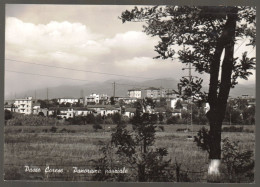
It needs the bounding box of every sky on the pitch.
[4,4,256,98]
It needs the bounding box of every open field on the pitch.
[4,124,255,182]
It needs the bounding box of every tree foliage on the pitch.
[111,99,172,182]
[120,5,256,160]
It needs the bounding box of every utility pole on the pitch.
[80,89,84,98]
[47,88,49,101]
[182,62,197,132]
[113,82,116,97]
[34,90,37,101]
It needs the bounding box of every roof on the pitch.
[145,87,160,90]
[128,88,142,91]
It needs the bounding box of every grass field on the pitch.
[4,124,255,182]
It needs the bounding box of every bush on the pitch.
[167,116,179,124]
[6,114,61,126]
[5,110,13,120]
[85,114,96,124]
[176,128,191,132]
[222,138,254,182]
[50,126,58,133]
[222,126,244,132]
[93,124,103,131]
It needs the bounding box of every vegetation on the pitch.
[120,6,256,173]
[4,124,254,182]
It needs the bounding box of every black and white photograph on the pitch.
[3,3,256,183]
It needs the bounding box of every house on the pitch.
[123,108,136,118]
[14,97,33,115]
[48,107,75,119]
[87,105,121,116]
[114,97,137,104]
[4,104,19,113]
[128,88,142,98]
[74,107,94,116]
[32,103,41,115]
[58,98,79,104]
[58,107,75,119]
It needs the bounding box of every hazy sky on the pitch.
[5,4,256,97]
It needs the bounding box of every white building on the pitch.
[87,105,121,116]
[58,98,79,104]
[4,104,19,113]
[128,89,142,98]
[32,103,41,115]
[123,108,136,118]
[58,108,75,119]
[14,97,33,115]
[85,93,100,105]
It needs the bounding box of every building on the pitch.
[14,97,33,115]
[58,108,75,119]
[58,98,79,104]
[123,108,136,118]
[142,87,166,98]
[4,104,18,113]
[114,97,137,104]
[99,94,109,104]
[32,103,41,115]
[74,107,94,116]
[87,105,121,116]
[128,88,142,98]
[85,93,100,105]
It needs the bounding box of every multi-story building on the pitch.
[14,97,33,114]
[85,93,100,105]
[142,87,166,98]
[128,88,142,98]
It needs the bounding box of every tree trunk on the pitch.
[207,7,238,181]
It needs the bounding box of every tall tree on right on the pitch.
[120,6,256,178]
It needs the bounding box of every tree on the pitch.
[110,97,115,105]
[174,99,183,109]
[111,99,171,181]
[120,6,255,178]
[5,110,13,121]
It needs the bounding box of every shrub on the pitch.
[50,126,58,133]
[222,138,254,183]
[6,114,61,126]
[5,110,13,120]
[93,124,103,131]
[222,126,244,132]
[103,117,114,124]
[176,128,191,132]
[167,116,179,124]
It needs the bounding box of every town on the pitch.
[4,86,255,125]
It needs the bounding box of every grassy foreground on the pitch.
[4,124,255,182]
